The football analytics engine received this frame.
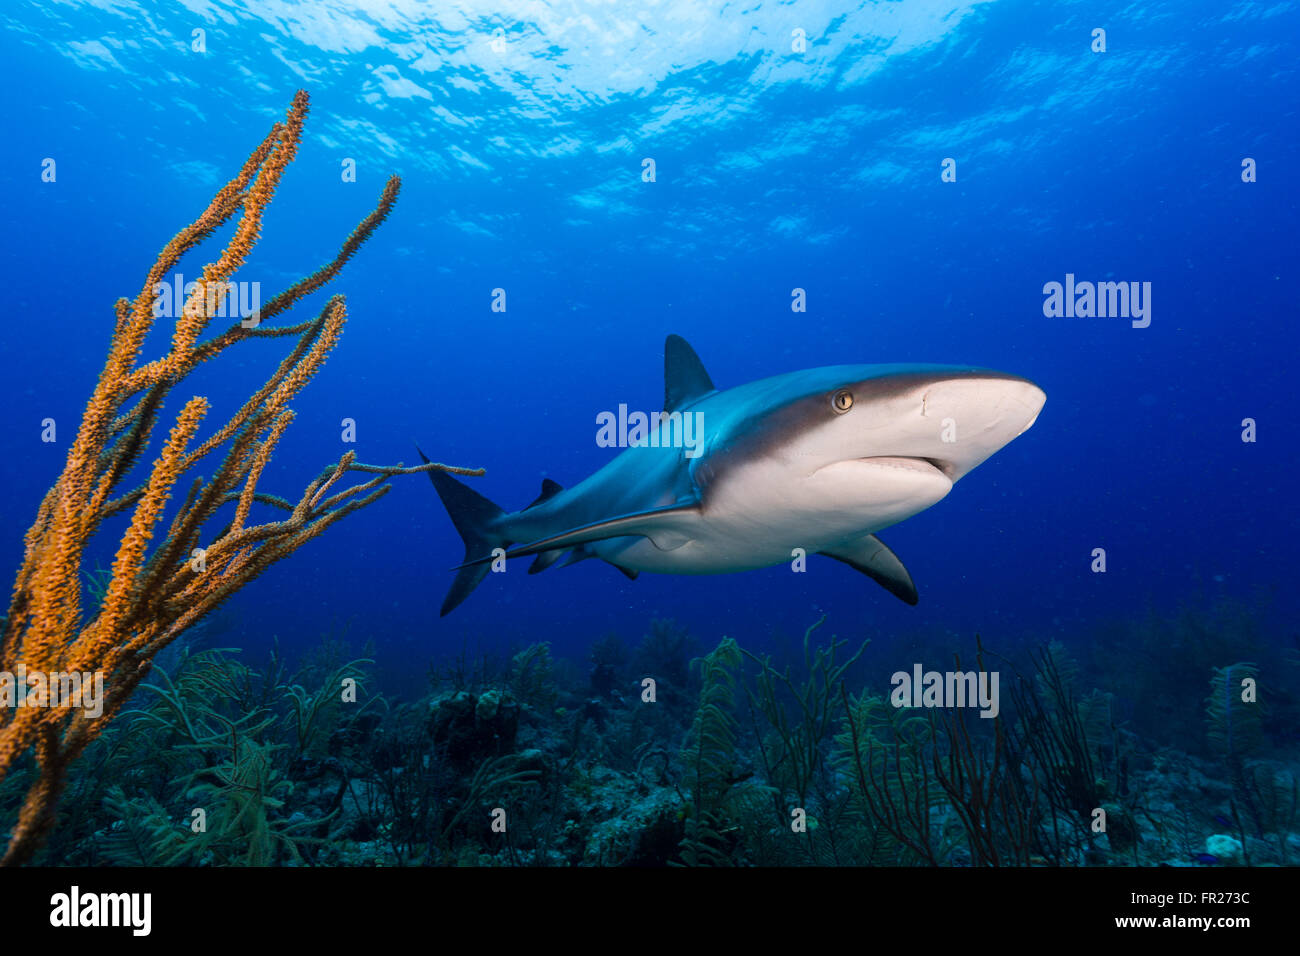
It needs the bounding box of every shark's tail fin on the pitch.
[418,447,508,616]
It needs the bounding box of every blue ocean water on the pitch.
[1,0,1295,696]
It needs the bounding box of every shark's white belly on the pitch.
[593,455,953,574]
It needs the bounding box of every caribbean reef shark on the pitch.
[423,335,1045,615]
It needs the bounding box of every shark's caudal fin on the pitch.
[418,447,509,616]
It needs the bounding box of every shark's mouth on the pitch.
[858,456,955,481]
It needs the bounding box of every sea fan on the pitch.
[676,637,742,866]
[1205,662,1262,758]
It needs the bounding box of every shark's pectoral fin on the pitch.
[821,534,919,606]
[606,562,639,581]
[456,502,701,569]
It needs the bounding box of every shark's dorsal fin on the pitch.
[525,478,564,510]
[821,534,919,606]
[664,334,716,412]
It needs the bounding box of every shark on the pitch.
[422,335,1045,616]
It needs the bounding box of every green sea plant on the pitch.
[509,642,558,711]
[172,736,333,865]
[360,699,449,865]
[440,753,541,858]
[1206,663,1262,760]
[927,681,1037,867]
[285,656,373,759]
[742,615,868,863]
[1244,765,1298,862]
[1088,599,1269,754]
[634,619,695,707]
[98,786,190,866]
[46,643,368,865]
[836,689,948,865]
[83,563,114,620]
[1206,662,1271,850]
[837,641,1067,867]
[676,636,743,866]
[1009,645,1102,818]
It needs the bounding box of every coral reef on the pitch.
[1,602,1295,868]
[0,91,483,864]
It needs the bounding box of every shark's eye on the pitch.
[831,389,854,414]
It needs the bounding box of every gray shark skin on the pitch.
[423,335,1045,616]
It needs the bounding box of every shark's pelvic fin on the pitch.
[821,534,919,606]
[530,546,590,575]
[528,544,640,582]
[664,334,716,412]
[527,549,568,574]
[418,446,510,616]
[456,501,701,569]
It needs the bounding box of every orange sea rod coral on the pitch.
[0,90,480,865]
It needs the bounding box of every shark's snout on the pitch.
[907,373,1045,480]
[1015,388,1046,437]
